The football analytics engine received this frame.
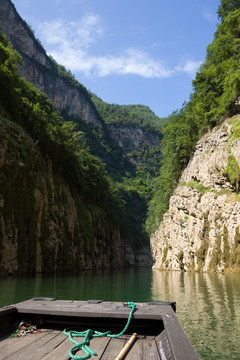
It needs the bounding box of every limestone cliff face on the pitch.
[0,117,124,276]
[0,0,103,131]
[151,116,240,272]
[0,0,160,155]
[108,125,160,153]
[0,0,155,272]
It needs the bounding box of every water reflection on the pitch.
[0,268,153,307]
[151,270,240,360]
[0,269,239,359]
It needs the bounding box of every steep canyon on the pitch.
[0,0,157,275]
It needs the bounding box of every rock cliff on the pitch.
[0,0,103,131]
[0,116,124,276]
[0,0,156,273]
[0,0,161,157]
[151,116,240,272]
[108,125,160,153]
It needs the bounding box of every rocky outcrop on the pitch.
[108,125,160,153]
[0,0,163,158]
[125,244,153,267]
[0,116,124,276]
[0,0,162,155]
[151,116,240,272]
[0,0,103,131]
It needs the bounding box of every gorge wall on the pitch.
[0,116,124,276]
[0,0,155,274]
[0,0,103,130]
[0,0,160,156]
[108,125,160,153]
[151,116,240,272]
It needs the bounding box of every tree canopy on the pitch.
[217,0,240,20]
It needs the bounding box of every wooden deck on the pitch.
[0,329,161,359]
[0,298,200,360]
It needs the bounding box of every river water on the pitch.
[0,268,239,359]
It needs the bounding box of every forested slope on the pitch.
[0,32,128,275]
[147,0,240,234]
[0,0,168,266]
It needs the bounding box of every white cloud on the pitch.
[37,16,201,79]
[91,49,173,78]
[175,58,202,76]
[38,14,102,49]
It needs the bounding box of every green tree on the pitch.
[218,0,240,20]
[147,4,240,233]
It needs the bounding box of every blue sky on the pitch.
[12,0,220,118]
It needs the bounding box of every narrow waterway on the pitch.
[0,268,239,359]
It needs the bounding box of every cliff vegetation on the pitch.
[3,0,240,274]
[147,0,240,234]
[150,0,240,273]
[0,0,169,271]
[0,31,126,275]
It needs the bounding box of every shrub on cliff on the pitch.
[224,154,240,192]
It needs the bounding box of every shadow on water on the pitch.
[0,268,153,307]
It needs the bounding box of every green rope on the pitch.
[63,302,136,360]
[107,302,136,338]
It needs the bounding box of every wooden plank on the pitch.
[0,332,51,360]
[101,337,126,360]
[124,337,142,360]
[27,331,66,360]
[41,337,72,360]
[42,332,111,360]
[71,336,111,360]
[142,338,161,360]
[159,315,199,360]
[14,300,173,320]
[86,336,111,360]
[0,306,17,315]
[0,305,17,316]
[1,331,63,360]
[155,330,172,360]
[0,332,160,360]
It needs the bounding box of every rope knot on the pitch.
[64,302,137,360]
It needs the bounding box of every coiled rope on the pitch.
[63,302,136,360]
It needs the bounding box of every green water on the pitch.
[0,268,239,359]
